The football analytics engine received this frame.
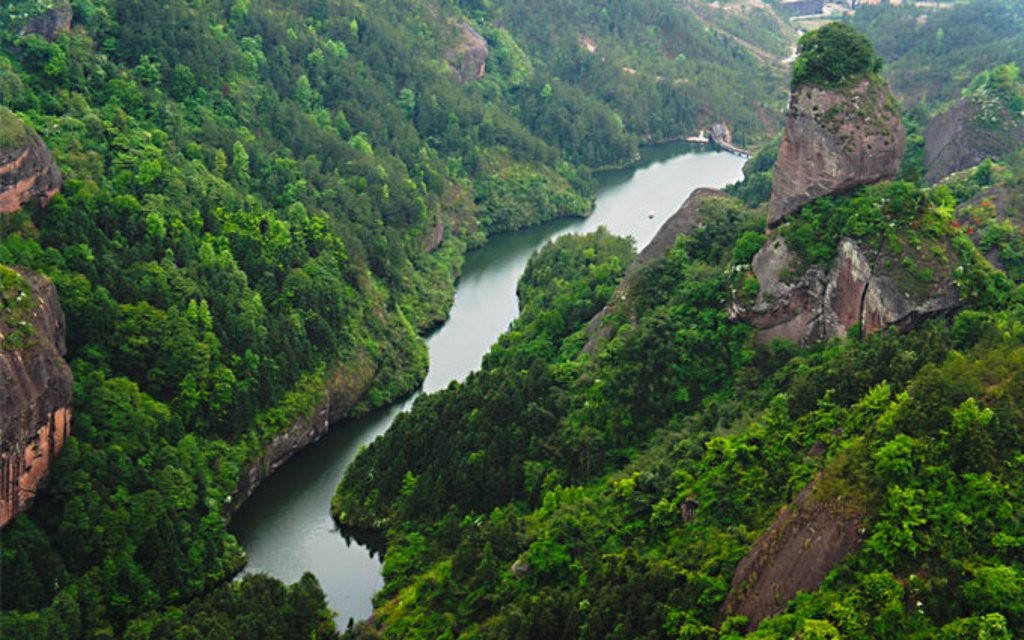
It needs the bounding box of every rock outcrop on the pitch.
[719,474,865,632]
[1,267,73,528]
[228,352,379,511]
[582,188,731,353]
[19,2,73,41]
[768,78,905,227]
[0,109,64,215]
[735,236,961,345]
[445,21,489,83]
[923,99,1024,184]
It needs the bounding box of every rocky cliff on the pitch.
[18,2,73,41]
[1,266,73,528]
[228,351,379,511]
[923,98,1024,184]
[768,78,904,227]
[735,235,961,345]
[445,21,489,83]
[0,108,64,215]
[719,472,866,632]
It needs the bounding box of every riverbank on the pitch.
[229,147,747,624]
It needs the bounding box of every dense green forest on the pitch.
[334,156,1024,640]
[851,0,1024,109]
[331,45,1024,640]
[0,0,789,637]
[4,0,1024,637]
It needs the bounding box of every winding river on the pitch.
[228,144,746,625]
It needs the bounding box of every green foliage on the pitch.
[791,23,880,90]
[0,0,779,635]
[122,573,339,639]
[851,0,1024,108]
[964,63,1024,129]
[0,105,32,150]
[334,146,1024,639]
[726,140,778,208]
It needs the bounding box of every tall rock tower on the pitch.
[767,23,905,227]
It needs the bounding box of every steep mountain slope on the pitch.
[331,28,1024,639]
[923,64,1024,183]
[852,0,1024,108]
[0,0,786,637]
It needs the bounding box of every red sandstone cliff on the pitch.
[768,78,904,227]
[0,108,64,215]
[923,98,1024,184]
[1,266,73,528]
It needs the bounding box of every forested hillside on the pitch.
[0,0,785,637]
[332,47,1024,640]
[852,0,1024,109]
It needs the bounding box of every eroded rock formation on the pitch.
[0,109,64,215]
[735,236,961,345]
[1,267,73,528]
[923,99,1024,184]
[719,474,865,632]
[446,21,489,83]
[768,78,905,227]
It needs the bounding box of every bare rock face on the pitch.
[736,236,960,345]
[1,267,73,528]
[923,100,1024,184]
[445,21,489,83]
[768,79,905,227]
[0,109,64,215]
[719,474,865,632]
[19,2,73,41]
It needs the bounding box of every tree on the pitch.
[791,22,879,89]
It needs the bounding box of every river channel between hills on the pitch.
[229,143,746,625]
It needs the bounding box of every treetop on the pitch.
[791,22,881,90]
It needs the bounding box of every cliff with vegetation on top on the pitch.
[0,108,63,214]
[768,23,904,227]
[1,266,72,528]
[736,25,959,345]
[923,64,1024,183]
